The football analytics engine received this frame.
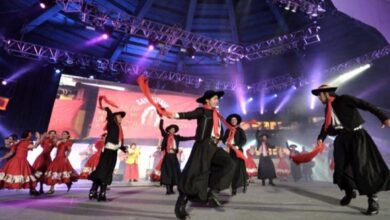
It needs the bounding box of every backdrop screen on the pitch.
[48,75,198,140]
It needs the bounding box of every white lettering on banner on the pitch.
[135,97,169,108]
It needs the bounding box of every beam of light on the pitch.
[0,123,11,138]
[259,87,265,115]
[85,34,109,46]
[243,139,257,150]
[357,80,387,98]
[247,97,253,103]
[81,82,125,91]
[274,87,297,114]
[328,64,371,86]
[5,63,37,82]
[309,61,323,110]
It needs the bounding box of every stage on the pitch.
[0,180,389,220]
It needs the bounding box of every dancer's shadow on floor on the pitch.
[277,183,365,213]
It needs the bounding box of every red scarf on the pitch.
[167,133,175,152]
[324,96,335,131]
[203,104,221,138]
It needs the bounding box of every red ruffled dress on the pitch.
[44,140,78,185]
[276,155,291,178]
[0,140,38,189]
[245,149,258,177]
[32,137,55,180]
[79,140,105,179]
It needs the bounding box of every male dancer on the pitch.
[312,84,390,215]
[169,90,235,219]
[159,119,194,194]
[89,96,127,201]
[222,113,247,195]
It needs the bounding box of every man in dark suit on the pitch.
[312,84,390,215]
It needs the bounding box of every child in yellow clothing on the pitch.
[125,143,140,182]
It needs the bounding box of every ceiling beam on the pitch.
[21,5,61,34]
[110,0,155,63]
[177,0,197,72]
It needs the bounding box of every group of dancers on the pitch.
[1,83,390,218]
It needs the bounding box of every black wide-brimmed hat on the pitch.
[113,111,126,118]
[226,113,242,125]
[196,90,224,104]
[165,124,179,133]
[311,84,338,96]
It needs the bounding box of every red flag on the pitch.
[290,143,325,165]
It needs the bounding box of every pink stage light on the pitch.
[39,3,46,9]
[148,45,155,51]
[102,34,109,40]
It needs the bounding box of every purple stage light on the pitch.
[148,45,155,51]
[1,80,7,86]
[102,33,109,40]
[274,87,297,114]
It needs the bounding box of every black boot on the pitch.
[166,185,172,195]
[262,179,266,186]
[232,188,237,196]
[340,190,356,206]
[29,188,40,196]
[97,184,107,202]
[208,189,222,207]
[66,182,73,192]
[39,182,44,194]
[175,193,189,220]
[269,179,275,186]
[89,182,99,200]
[243,182,248,193]
[170,185,175,194]
[363,195,379,215]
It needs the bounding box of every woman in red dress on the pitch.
[80,133,106,179]
[44,131,78,194]
[0,131,42,195]
[32,130,57,194]
[245,146,258,183]
[276,148,291,181]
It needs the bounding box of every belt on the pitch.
[336,125,363,133]
[104,142,122,150]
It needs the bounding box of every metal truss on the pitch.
[245,26,321,60]
[55,0,320,62]
[271,0,326,18]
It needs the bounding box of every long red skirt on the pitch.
[32,154,52,181]
[245,157,258,177]
[276,157,291,177]
[125,164,139,180]
[44,157,78,185]
[0,157,38,189]
[79,152,102,179]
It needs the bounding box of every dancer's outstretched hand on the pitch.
[382,119,390,128]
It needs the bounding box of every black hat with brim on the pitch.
[311,85,337,96]
[113,111,126,118]
[196,90,224,104]
[226,113,242,125]
[165,124,179,133]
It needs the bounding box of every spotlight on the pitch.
[1,80,7,86]
[247,85,252,90]
[148,38,158,51]
[102,33,109,40]
[54,68,61,74]
[89,75,95,79]
[274,110,278,114]
[39,2,46,9]
[198,78,203,82]
[291,3,298,13]
[186,44,196,59]
[284,1,291,10]
[292,85,297,90]
[248,97,253,103]
[274,94,278,98]
[39,0,53,9]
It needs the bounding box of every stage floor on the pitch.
[0,180,389,220]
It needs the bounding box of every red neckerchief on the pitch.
[167,133,175,152]
[203,104,221,138]
[324,96,336,131]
